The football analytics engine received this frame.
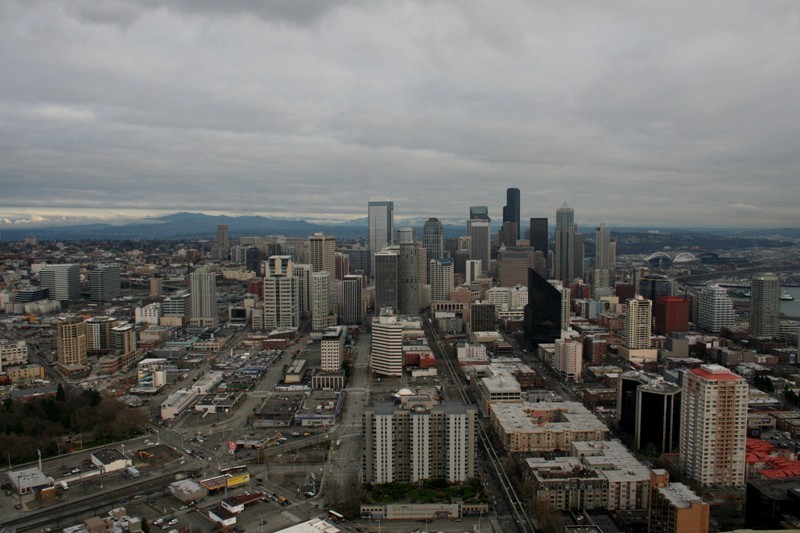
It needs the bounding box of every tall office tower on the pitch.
[417,243,428,287]
[312,271,331,332]
[750,274,780,339]
[637,380,681,454]
[190,267,218,327]
[423,218,444,261]
[467,220,491,276]
[469,302,495,333]
[609,240,617,268]
[639,274,674,301]
[89,264,121,303]
[679,364,748,488]
[529,217,548,257]
[161,292,191,326]
[344,247,370,276]
[465,259,482,285]
[263,256,299,330]
[469,205,489,220]
[396,226,416,244]
[334,252,349,280]
[283,237,304,263]
[497,248,534,288]
[624,296,652,350]
[342,275,364,324]
[371,308,403,376]
[308,232,336,275]
[697,284,736,333]
[429,258,454,302]
[573,228,585,280]
[654,296,690,335]
[554,338,583,382]
[397,242,419,315]
[292,264,313,316]
[368,201,394,275]
[149,277,163,297]
[374,248,399,312]
[498,221,518,246]
[85,316,114,354]
[212,224,230,260]
[503,188,521,240]
[363,401,477,484]
[554,203,575,282]
[594,224,612,290]
[39,264,81,302]
[444,237,459,260]
[648,470,709,533]
[57,315,88,370]
[245,246,263,275]
[524,268,563,346]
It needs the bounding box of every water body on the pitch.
[782,286,800,319]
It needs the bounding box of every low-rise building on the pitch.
[91,448,131,473]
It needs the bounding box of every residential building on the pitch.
[321,326,346,372]
[190,267,218,328]
[750,274,780,339]
[697,284,736,333]
[308,232,336,275]
[429,258,454,302]
[371,308,403,376]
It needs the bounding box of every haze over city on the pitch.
[2,1,800,228]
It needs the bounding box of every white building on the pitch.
[554,338,583,382]
[321,326,346,372]
[697,284,735,333]
[371,308,403,376]
[312,271,331,332]
[0,340,28,371]
[135,302,162,325]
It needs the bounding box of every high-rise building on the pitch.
[344,247,370,276]
[149,277,163,297]
[85,316,115,354]
[750,274,780,339]
[429,258,454,302]
[697,284,735,333]
[637,381,681,454]
[292,264,313,316]
[189,268,218,328]
[342,275,363,324]
[524,268,563,346]
[639,274,673,301]
[422,218,444,262]
[371,308,403,376]
[679,364,747,489]
[554,338,582,382]
[161,292,191,326]
[363,401,477,484]
[368,201,394,275]
[374,248,399,312]
[654,296,690,335]
[40,264,81,302]
[503,188,521,240]
[529,217,548,258]
[497,248,535,288]
[334,252,349,280]
[554,203,575,282]
[594,224,612,290]
[89,264,121,303]
[465,259,482,285]
[470,302,495,333]
[573,228,585,280]
[624,296,652,350]
[312,271,331,332]
[57,315,88,371]
[321,326,346,372]
[469,206,489,220]
[308,232,336,275]
[498,221,518,247]
[396,226,416,244]
[467,219,491,276]
[263,256,299,330]
[398,242,419,315]
[110,323,137,357]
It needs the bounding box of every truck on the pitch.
[126,466,140,478]
[59,481,69,491]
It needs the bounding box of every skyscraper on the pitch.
[312,271,331,332]
[503,188,521,240]
[422,218,444,261]
[429,258,454,302]
[39,264,81,302]
[524,268,563,346]
[555,203,575,282]
[624,296,652,350]
[292,263,313,316]
[89,264,121,303]
[467,218,491,276]
[529,217,548,257]
[57,315,88,373]
[308,232,336,275]
[368,201,394,275]
[190,267,218,327]
[750,274,780,339]
[398,242,419,314]
[371,308,403,376]
[594,223,612,290]
[263,256,300,330]
[213,224,230,260]
[679,364,747,489]
[342,275,363,324]
[374,248,399,312]
[697,284,735,333]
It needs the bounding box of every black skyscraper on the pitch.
[529,217,548,256]
[503,188,521,240]
[523,268,562,347]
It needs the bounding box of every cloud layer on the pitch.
[1,0,799,228]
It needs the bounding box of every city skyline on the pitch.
[2,1,800,228]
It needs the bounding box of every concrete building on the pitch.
[465,259,482,285]
[648,470,709,533]
[91,448,132,473]
[89,264,121,303]
[368,201,394,276]
[422,218,444,263]
[397,242,419,315]
[654,296,690,335]
[497,248,535,288]
[750,274,780,339]
[467,219,491,276]
[39,263,80,301]
[697,284,735,333]
[312,271,331,332]
[342,275,363,324]
[620,296,657,364]
[0,340,28,371]
[57,315,88,372]
[263,256,300,330]
[161,388,199,419]
[374,247,399,312]
[308,232,336,275]
[161,292,191,326]
[135,302,162,325]
[371,308,403,376]
[363,401,477,484]
[554,338,583,382]
[679,364,748,488]
[292,263,313,316]
[429,258,454,302]
[554,203,575,282]
[190,267,218,328]
[321,326,346,372]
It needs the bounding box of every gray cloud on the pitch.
[1,0,799,228]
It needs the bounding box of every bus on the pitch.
[328,510,345,522]
[219,465,248,475]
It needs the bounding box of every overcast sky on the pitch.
[1,0,799,228]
